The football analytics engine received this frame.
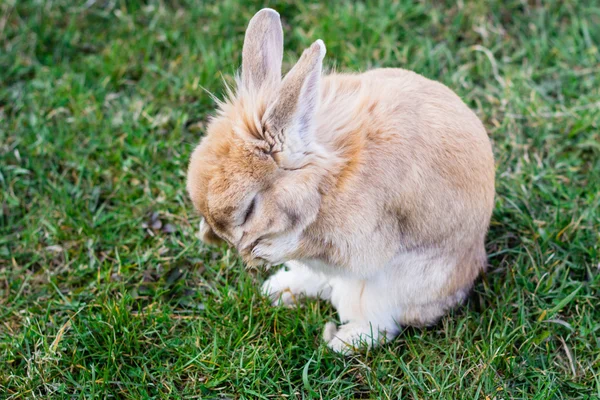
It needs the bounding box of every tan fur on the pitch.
[187,9,495,351]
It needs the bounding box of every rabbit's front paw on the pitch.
[261,261,331,307]
[323,321,392,355]
[261,274,298,307]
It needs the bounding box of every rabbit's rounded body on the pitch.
[187,9,494,353]
[299,70,494,277]
[262,70,494,349]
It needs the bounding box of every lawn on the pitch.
[1,0,599,398]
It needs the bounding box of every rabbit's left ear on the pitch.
[241,8,284,92]
[263,40,326,163]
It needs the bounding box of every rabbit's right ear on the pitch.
[241,9,283,92]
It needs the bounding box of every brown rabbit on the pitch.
[187,8,495,353]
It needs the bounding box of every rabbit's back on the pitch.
[305,68,495,279]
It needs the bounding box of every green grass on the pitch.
[1,0,599,398]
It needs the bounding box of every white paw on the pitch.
[261,273,298,307]
[323,321,390,354]
[261,262,331,307]
[261,278,299,307]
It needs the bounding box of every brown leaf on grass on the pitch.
[151,219,163,230]
[165,265,185,286]
[143,211,178,235]
[162,223,176,234]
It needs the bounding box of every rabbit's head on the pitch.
[187,9,331,266]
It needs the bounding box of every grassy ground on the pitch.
[1,0,599,398]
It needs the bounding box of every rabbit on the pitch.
[187,8,495,353]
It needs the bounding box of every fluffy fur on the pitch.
[187,8,495,353]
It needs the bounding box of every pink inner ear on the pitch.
[260,39,325,157]
[241,8,283,93]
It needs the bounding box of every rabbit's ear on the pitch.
[263,40,326,161]
[241,8,283,92]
